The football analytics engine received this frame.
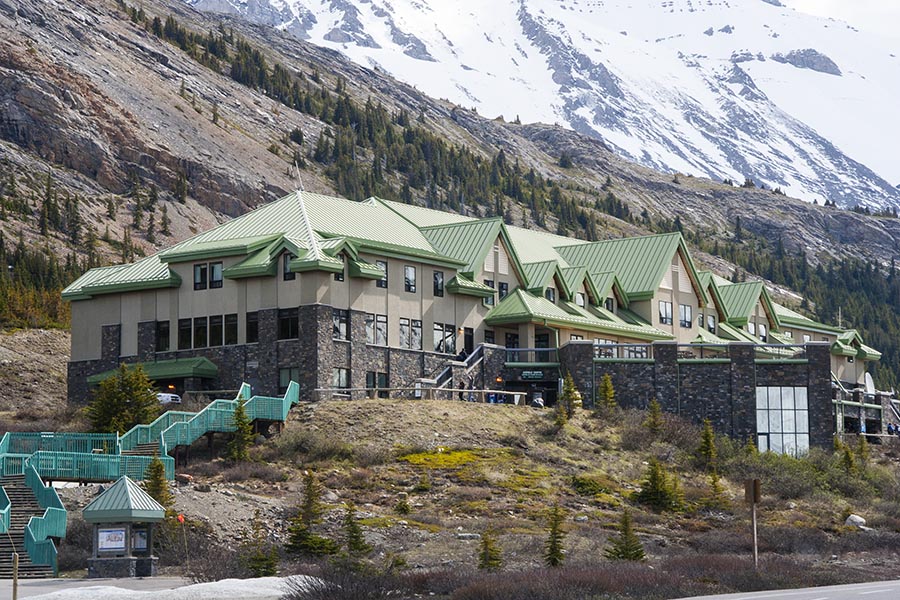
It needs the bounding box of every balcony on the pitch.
[505,348,559,365]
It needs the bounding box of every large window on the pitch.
[366,371,389,398]
[155,321,170,352]
[209,315,223,347]
[433,322,456,354]
[756,386,809,455]
[278,308,299,340]
[224,314,238,345]
[246,312,259,344]
[484,330,494,344]
[400,318,423,350]
[659,300,673,326]
[679,304,692,328]
[365,313,387,346]
[433,270,444,297]
[209,262,223,289]
[279,367,299,394]
[405,266,417,293]
[178,319,191,350]
[333,309,349,340]
[334,257,345,282]
[193,263,207,290]
[484,279,495,306]
[376,260,388,288]
[332,368,350,390]
[193,317,208,348]
[283,253,296,281]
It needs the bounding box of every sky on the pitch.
[784,0,900,42]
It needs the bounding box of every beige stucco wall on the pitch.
[649,251,700,344]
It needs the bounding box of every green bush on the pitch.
[571,475,609,497]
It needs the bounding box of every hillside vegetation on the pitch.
[54,396,900,599]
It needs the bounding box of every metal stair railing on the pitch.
[119,411,196,453]
[0,486,9,535]
[7,433,118,456]
[463,344,485,375]
[22,462,66,576]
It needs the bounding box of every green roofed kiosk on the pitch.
[83,476,166,578]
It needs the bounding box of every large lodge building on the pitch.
[64,192,892,453]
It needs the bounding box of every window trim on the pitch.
[283,253,296,281]
[679,304,693,328]
[332,308,350,341]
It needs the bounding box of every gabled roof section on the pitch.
[420,218,503,276]
[696,271,730,322]
[555,233,707,304]
[772,302,843,335]
[373,197,477,227]
[586,271,629,308]
[485,289,670,341]
[505,225,587,266]
[447,275,496,298]
[522,261,558,293]
[715,281,779,329]
[83,476,166,523]
[62,255,181,300]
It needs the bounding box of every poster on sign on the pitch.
[98,528,127,551]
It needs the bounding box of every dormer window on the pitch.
[605,297,614,312]
[283,253,296,281]
[575,292,586,307]
[545,287,556,303]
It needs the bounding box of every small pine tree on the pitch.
[643,398,663,436]
[143,456,173,510]
[841,444,858,475]
[559,372,579,419]
[634,458,684,512]
[604,509,645,561]
[226,398,253,462]
[554,399,568,431]
[212,102,219,125]
[596,374,616,411]
[477,528,503,571]
[697,419,717,471]
[855,435,869,470]
[543,502,567,567]
[87,364,159,433]
[703,470,730,510]
[242,510,278,577]
[744,436,759,456]
[160,204,171,236]
[394,493,411,515]
[286,471,339,557]
[342,502,372,558]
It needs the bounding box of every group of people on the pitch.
[886,423,900,436]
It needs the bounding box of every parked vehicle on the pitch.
[156,392,182,405]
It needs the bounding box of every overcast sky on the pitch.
[784,0,900,42]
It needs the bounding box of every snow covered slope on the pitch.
[186,0,900,209]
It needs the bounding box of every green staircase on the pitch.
[0,381,299,577]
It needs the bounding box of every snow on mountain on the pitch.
[186,0,900,209]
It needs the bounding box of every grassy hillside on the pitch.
[56,397,900,598]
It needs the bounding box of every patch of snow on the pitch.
[30,576,317,600]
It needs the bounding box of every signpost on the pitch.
[745,478,761,569]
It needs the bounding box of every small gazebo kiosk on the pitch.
[83,476,166,578]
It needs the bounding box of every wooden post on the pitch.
[745,478,761,569]
[12,551,18,600]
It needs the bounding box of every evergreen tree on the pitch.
[174,172,188,203]
[559,372,579,419]
[596,373,616,412]
[160,204,171,236]
[477,528,503,571]
[543,502,567,567]
[241,510,278,577]
[855,435,869,470]
[702,470,730,510]
[342,502,372,558]
[143,455,173,510]
[286,471,338,556]
[604,509,645,561]
[697,419,717,471]
[226,398,253,462]
[633,458,684,512]
[86,364,159,433]
[643,398,663,436]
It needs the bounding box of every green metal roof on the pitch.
[586,271,629,307]
[522,261,558,293]
[446,275,496,298]
[421,218,503,276]
[505,226,585,266]
[696,270,730,322]
[772,302,843,334]
[62,256,181,300]
[692,327,729,344]
[555,233,707,303]
[87,357,219,386]
[82,476,166,523]
[716,282,763,325]
[717,322,761,344]
[375,197,477,227]
[485,289,669,341]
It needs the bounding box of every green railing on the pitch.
[119,411,196,453]
[6,432,119,456]
[0,453,29,478]
[0,486,9,534]
[26,451,174,482]
[23,462,66,575]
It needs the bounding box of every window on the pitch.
[209,315,223,347]
[433,270,443,297]
[707,314,716,333]
[209,262,223,289]
[802,333,811,343]
[283,253,296,281]
[399,318,410,349]
[748,322,756,336]
[484,279,495,305]
[366,314,386,345]
[411,319,422,350]
[246,312,259,344]
[545,287,556,303]
[332,368,350,390]
[783,330,793,338]
[193,317,208,348]
[405,266,416,293]
[332,309,349,340]
[484,329,494,345]
[605,297,614,312]
[193,263,207,290]
[571,334,584,341]
[433,322,456,354]
[279,367,299,394]
[278,308,299,340]
[625,345,649,359]
[376,260,388,288]
[155,321,170,352]
[178,319,192,349]
[366,371,389,398]
[224,314,238,345]
[697,313,704,328]
[333,254,345,282]
[679,304,692,328]
[756,386,809,455]
[575,292,585,307]
[499,282,509,300]
[659,301,673,326]
[758,323,768,342]
[505,333,519,348]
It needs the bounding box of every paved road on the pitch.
[678,580,900,600]
[0,576,186,598]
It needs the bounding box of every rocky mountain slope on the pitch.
[3,0,900,271]
[187,0,900,210]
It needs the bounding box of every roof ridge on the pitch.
[419,216,503,231]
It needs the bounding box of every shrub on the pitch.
[275,429,354,463]
[477,529,503,571]
[633,458,684,512]
[571,474,609,497]
[643,399,662,437]
[221,461,283,483]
